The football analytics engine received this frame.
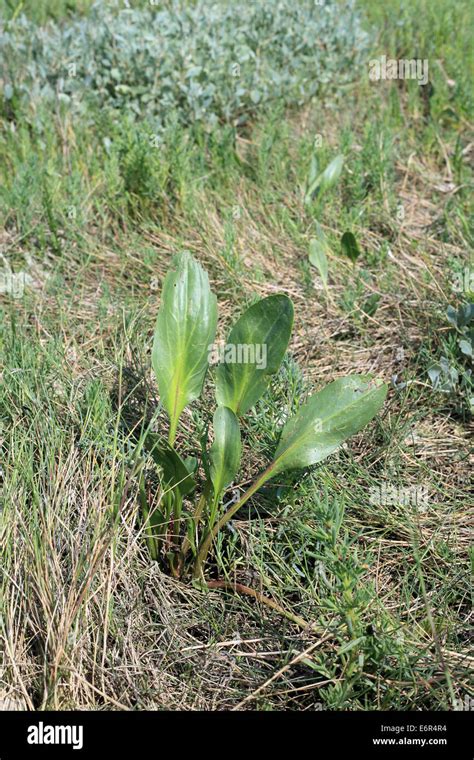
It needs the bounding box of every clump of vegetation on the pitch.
[428,302,473,414]
[140,251,387,579]
[0,0,370,130]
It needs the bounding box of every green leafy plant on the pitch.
[428,302,473,413]
[446,303,474,360]
[142,251,387,580]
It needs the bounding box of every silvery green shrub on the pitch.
[1,0,370,130]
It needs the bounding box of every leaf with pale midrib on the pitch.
[152,251,217,440]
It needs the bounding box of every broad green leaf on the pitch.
[215,294,294,415]
[341,231,360,263]
[152,251,217,443]
[305,154,344,203]
[200,375,388,560]
[427,364,441,386]
[209,407,241,497]
[309,234,329,287]
[271,376,387,476]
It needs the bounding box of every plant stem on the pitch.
[193,464,273,578]
[180,484,210,561]
[168,418,177,447]
[138,474,159,561]
[206,580,317,631]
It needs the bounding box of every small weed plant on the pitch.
[139,252,387,580]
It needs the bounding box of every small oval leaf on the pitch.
[341,231,361,263]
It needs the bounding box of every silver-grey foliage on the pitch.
[1,0,370,129]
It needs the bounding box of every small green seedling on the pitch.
[341,231,361,263]
[141,251,387,579]
[304,153,344,205]
[446,303,474,359]
[428,303,473,413]
[361,293,381,317]
[308,222,330,291]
